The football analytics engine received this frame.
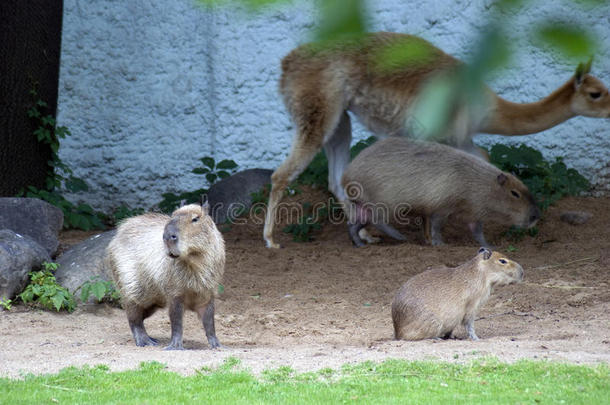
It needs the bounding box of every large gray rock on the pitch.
[206,168,272,224]
[0,198,63,256]
[55,230,115,301]
[0,230,51,300]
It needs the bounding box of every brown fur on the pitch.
[392,248,524,341]
[107,204,225,350]
[263,32,609,248]
[341,137,540,247]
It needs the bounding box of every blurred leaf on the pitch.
[410,76,455,141]
[373,36,436,72]
[315,0,367,44]
[535,23,595,60]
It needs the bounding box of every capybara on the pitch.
[106,203,225,350]
[392,248,524,341]
[341,137,540,247]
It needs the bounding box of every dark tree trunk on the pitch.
[0,0,63,196]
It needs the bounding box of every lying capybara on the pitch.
[341,137,540,247]
[392,248,523,341]
[106,203,225,350]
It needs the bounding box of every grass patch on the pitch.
[0,358,608,404]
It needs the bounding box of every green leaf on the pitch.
[193,167,210,175]
[535,23,595,60]
[216,159,238,170]
[80,284,92,302]
[51,294,65,311]
[206,173,218,184]
[201,157,215,169]
[91,282,107,301]
[315,0,367,44]
[217,171,230,179]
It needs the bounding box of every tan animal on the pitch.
[392,248,523,341]
[106,203,225,350]
[341,137,540,247]
[264,31,610,248]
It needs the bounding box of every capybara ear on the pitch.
[497,173,508,186]
[201,195,210,214]
[478,247,492,260]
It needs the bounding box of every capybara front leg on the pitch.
[165,297,185,350]
[126,303,158,347]
[199,299,221,349]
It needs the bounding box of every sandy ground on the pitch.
[0,195,608,377]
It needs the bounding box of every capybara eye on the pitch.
[499,259,507,264]
[510,190,520,199]
[589,92,601,100]
[192,216,200,223]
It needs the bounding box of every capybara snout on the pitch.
[163,220,180,258]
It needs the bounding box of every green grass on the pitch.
[0,358,607,404]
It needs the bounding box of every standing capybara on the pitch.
[392,248,523,341]
[341,137,540,247]
[106,203,225,350]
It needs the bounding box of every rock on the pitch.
[0,198,63,256]
[0,229,51,300]
[55,230,116,301]
[559,211,592,225]
[206,168,272,224]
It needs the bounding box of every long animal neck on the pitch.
[481,78,576,135]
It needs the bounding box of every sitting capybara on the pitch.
[392,248,523,341]
[106,203,225,350]
[341,137,540,247]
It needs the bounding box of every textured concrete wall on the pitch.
[58,0,610,212]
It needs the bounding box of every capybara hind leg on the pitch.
[165,297,185,350]
[126,303,158,347]
[198,299,221,349]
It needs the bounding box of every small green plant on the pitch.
[192,157,238,185]
[21,87,104,231]
[282,202,325,242]
[489,143,590,211]
[0,298,13,311]
[158,157,238,213]
[77,277,121,305]
[19,262,75,312]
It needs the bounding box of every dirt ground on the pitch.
[0,194,608,378]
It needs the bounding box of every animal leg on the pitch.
[428,213,447,246]
[126,303,158,347]
[463,316,479,341]
[468,221,490,248]
[264,98,345,248]
[165,297,185,350]
[323,112,352,201]
[198,299,221,349]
